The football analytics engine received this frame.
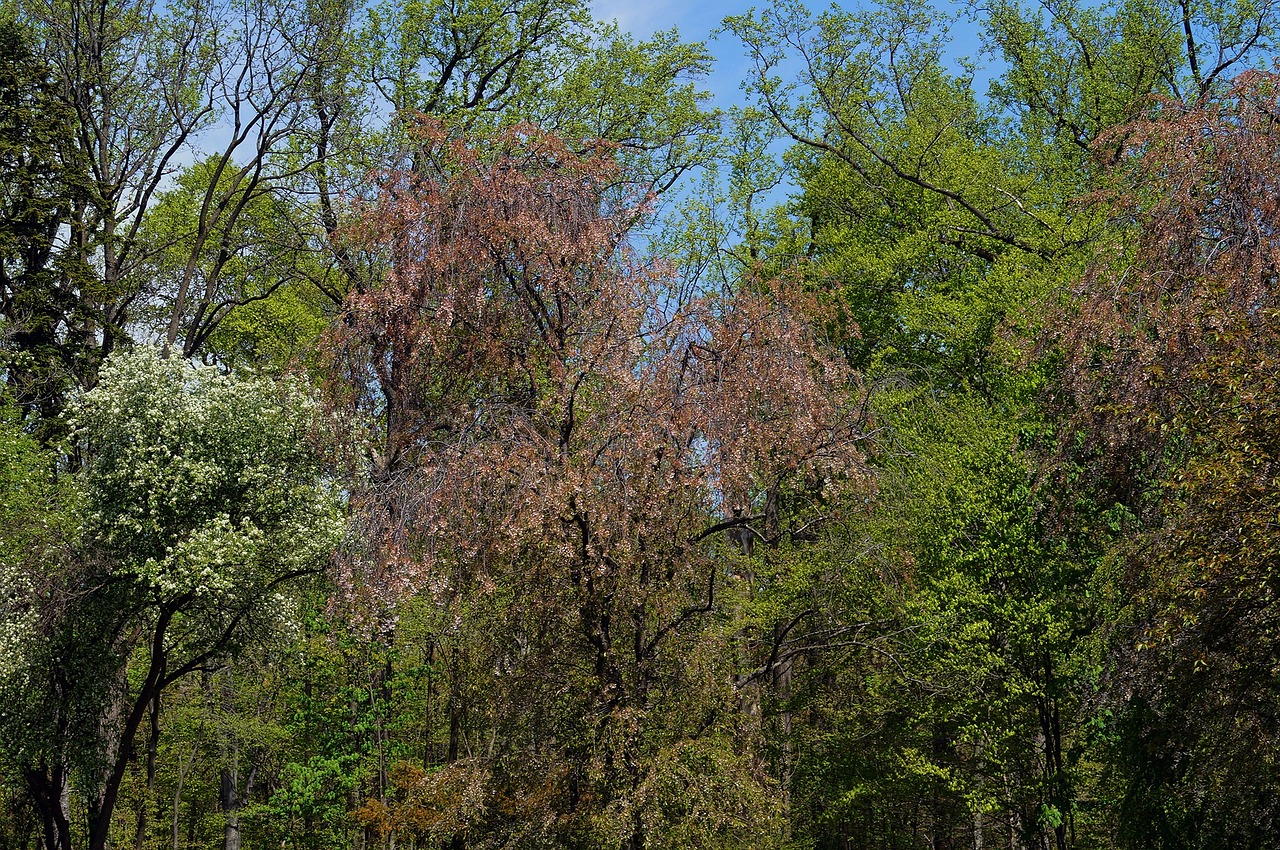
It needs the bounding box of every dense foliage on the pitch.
[2,0,1279,848]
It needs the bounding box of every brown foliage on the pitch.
[1056,68,1280,650]
[325,119,869,842]
[1054,72,1280,842]
[1056,70,1280,493]
[329,118,868,607]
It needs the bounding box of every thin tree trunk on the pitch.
[172,725,203,850]
[221,671,241,850]
[88,612,173,850]
[135,692,161,850]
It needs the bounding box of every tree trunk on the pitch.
[135,692,161,850]
[25,765,71,850]
[220,746,241,850]
[220,674,244,850]
[172,729,202,850]
[88,613,172,850]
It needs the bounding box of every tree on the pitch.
[3,0,719,381]
[725,0,1280,384]
[0,348,341,850]
[0,399,77,850]
[722,0,1092,398]
[0,17,91,432]
[328,120,868,848]
[725,0,1075,263]
[2,0,396,374]
[149,0,346,361]
[357,0,716,194]
[983,0,1280,165]
[295,0,720,310]
[4,0,213,377]
[139,158,332,371]
[1054,69,1280,847]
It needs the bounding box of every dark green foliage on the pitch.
[0,19,92,430]
[1092,331,1280,850]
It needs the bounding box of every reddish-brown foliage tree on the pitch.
[327,120,869,847]
[1058,71,1280,498]
[1056,72,1280,846]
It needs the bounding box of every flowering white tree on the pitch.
[1,347,342,850]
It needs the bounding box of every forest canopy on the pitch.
[2,0,1279,848]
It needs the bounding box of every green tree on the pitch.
[357,0,717,194]
[725,0,1280,384]
[139,159,332,371]
[0,399,76,850]
[982,0,1278,166]
[799,390,1105,850]
[715,4,1173,844]
[0,18,91,432]
[723,0,1088,393]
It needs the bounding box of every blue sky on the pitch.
[589,0,993,112]
[589,0,753,111]
[588,0,997,215]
